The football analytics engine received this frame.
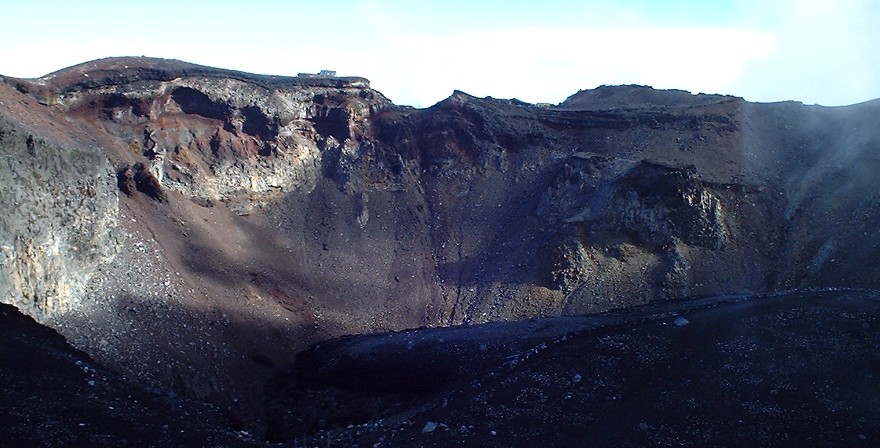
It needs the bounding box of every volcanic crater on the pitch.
[2,57,880,446]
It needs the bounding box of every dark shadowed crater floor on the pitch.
[6,290,880,447]
[0,303,260,447]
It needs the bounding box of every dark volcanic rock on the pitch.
[267,290,880,447]
[116,165,136,196]
[117,162,167,201]
[131,162,167,202]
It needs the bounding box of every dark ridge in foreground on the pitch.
[5,291,880,446]
[0,303,257,447]
[265,290,880,447]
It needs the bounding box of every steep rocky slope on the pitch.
[1,57,879,435]
[0,114,118,317]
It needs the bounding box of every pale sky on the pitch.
[0,0,877,107]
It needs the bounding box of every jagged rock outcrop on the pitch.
[2,57,880,434]
[0,117,118,318]
[50,62,386,214]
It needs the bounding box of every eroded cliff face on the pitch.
[2,57,879,432]
[56,68,385,211]
[0,117,118,318]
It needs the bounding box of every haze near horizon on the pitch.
[0,0,876,107]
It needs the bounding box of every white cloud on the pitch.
[367,27,776,106]
[729,0,880,105]
[1,27,775,108]
[4,1,876,108]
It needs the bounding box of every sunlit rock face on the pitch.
[0,118,119,318]
[57,68,387,214]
